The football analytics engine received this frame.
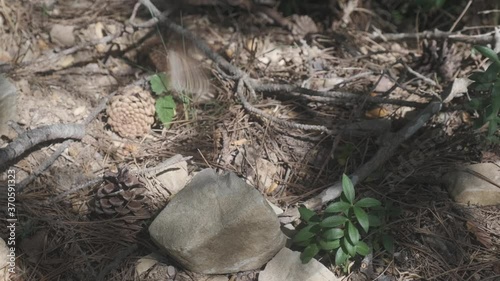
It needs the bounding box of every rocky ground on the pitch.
[0,0,499,280]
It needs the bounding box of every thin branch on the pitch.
[403,62,438,87]
[16,139,74,193]
[449,0,472,33]
[237,78,334,134]
[48,178,103,204]
[369,29,496,45]
[133,154,192,175]
[250,81,428,108]
[0,124,85,173]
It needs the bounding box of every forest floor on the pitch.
[0,0,499,280]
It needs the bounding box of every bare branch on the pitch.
[369,28,496,45]
[0,124,85,173]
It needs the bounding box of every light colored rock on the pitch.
[258,248,340,281]
[155,161,189,195]
[267,200,283,215]
[443,163,500,206]
[0,237,10,281]
[135,253,162,277]
[50,24,75,47]
[149,169,286,274]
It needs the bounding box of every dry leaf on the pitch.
[365,107,389,118]
[265,181,279,195]
[231,138,248,147]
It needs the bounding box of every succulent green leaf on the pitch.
[293,224,321,243]
[322,228,344,240]
[355,241,371,256]
[342,174,355,203]
[468,97,484,110]
[474,82,494,92]
[353,206,370,233]
[299,207,318,223]
[469,72,489,83]
[320,215,348,228]
[294,239,313,247]
[325,201,351,213]
[346,221,360,244]
[342,237,356,257]
[155,95,176,128]
[492,83,500,109]
[334,246,350,266]
[483,63,500,82]
[149,72,169,95]
[382,233,395,254]
[300,243,320,263]
[474,45,500,66]
[355,198,382,208]
[319,239,340,251]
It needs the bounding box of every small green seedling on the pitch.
[293,174,396,270]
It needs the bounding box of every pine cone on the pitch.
[107,85,155,138]
[90,168,150,223]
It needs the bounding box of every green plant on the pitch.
[149,73,176,129]
[468,45,500,143]
[292,174,396,269]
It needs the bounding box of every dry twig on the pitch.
[0,124,85,173]
[369,28,496,45]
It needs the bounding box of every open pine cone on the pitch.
[90,167,150,223]
[107,85,155,138]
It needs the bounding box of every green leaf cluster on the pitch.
[148,73,176,128]
[468,45,500,143]
[293,174,396,268]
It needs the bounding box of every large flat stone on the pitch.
[149,169,286,274]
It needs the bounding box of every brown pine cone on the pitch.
[90,168,150,223]
[107,85,155,139]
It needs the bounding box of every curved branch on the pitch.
[0,124,85,173]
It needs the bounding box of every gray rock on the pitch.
[258,248,340,281]
[443,163,500,206]
[50,24,75,47]
[149,169,286,274]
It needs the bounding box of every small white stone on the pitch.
[73,106,86,116]
[50,24,75,47]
